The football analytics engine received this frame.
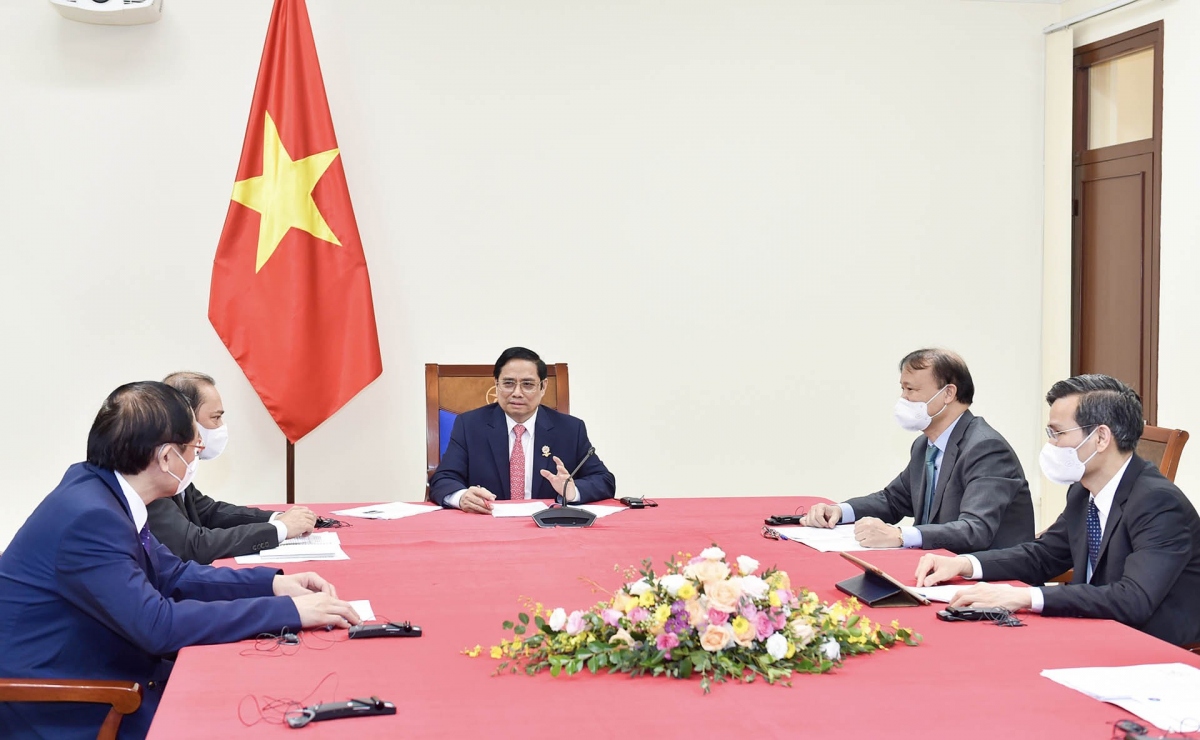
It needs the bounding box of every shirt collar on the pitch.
[931,413,963,454]
[114,472,149,531]
[505,409,538,437]
[1089,455,1132,523]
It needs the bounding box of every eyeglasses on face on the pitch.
[498,379,542,393]
[1044,425,1095,442]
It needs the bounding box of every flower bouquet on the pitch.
[474,545,920,692]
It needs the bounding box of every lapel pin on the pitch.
[541,446,551,458]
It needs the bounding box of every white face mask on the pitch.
[1039,427,1099,485]
[893,386,949,432]
[198,423,228,460]
[165,446,200,495]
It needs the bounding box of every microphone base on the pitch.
[532,506,597,528]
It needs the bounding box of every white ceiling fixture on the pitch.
[48,0,163,26]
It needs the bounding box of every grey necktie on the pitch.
[920,443,939,524]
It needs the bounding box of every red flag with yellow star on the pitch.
[209,0,382,443]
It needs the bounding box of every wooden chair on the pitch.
[425,363,569,486]
[0,678,142,740]
[1046,425,1189,585]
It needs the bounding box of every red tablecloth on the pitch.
[147,497,1200,739]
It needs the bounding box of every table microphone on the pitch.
[532,447,597,529]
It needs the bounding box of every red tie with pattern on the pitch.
[510,424,526,501]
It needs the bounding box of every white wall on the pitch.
[0,0,1058,547]
[1040,0,1200,521]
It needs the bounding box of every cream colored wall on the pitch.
[0,0,1058,547]
[1040,0,1200,525]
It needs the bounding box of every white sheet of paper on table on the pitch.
[573,505,626,519]
[912,583,987,603]
[769,524,902,552]
[331,502,441,520]
[233,543,350,564]
[280,532,340,546]
[1040,663,1200,732]
[490,502,549,517]
[348,600,376,621]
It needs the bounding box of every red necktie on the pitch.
[510,424,526,500]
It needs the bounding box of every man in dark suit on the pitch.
[0,381,360,739]
[802,349,1034,553]
[916,374,1200,646]
[429,347,615,513]
[148,372,316,564]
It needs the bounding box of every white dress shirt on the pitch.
[115,472,149,531]
[964,456,1132,612]
[446,409,539,509]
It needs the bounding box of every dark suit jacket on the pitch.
[844,410,1034,553]
[429,404,615,507]
[146,483,278,564]
[973,456,1200,646]
[0,463,301,739]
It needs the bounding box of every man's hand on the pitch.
[914,554,973,587]
[949,584,1032,612]
[460,486,496,515]
[292,592,362,629]
[802,503,842,528]
[853,517,903,548]
[273,572,337,599]
[277,507,317,539]
[539,456,578,502]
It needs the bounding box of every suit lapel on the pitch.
[1095,456,1143,571]
[486,405,511,499]
[92,465,157,577]
[1063,486,1090,582]
[532,408,555,499]
[927,411,972,522]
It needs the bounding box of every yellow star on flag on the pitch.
[231,112,342,272]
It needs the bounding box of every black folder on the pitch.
[834,552,931,608]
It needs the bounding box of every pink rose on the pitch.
[565,610,587,636]
[629,607,650,624]
[700,624,733,652]
[600,608,623,627]
[656,632,680,651]
[708,608,729,626]
[753,611,774,640]
[739,602,758,620]
[706,579,743,614]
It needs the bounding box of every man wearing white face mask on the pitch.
[915,374,1200,646]
[146,372,317,564]
[802,349,1034,553]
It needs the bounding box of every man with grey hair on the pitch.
[802,348,1034,553]
[147,372,317,564]
[916,374,1200,647]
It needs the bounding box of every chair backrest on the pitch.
[1135,425,1189,482]
[425,363,570,479]
[0,678,142,740]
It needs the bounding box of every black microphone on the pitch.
[557,446,595,508]
[532,447,599,529]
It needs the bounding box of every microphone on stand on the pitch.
[533,447,598,529]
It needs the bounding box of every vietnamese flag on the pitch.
[210,0,382,443]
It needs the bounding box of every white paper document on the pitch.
[770,524,902,553]
[490,502,548,518]
[234,540,350,564]
[574,504,626,519]
[912,584,985,603]
[348,600,376,621]
[331,501,441,520]
[280,532,341,546]
[1041,663,1200,732]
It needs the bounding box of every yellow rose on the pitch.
[638,591,656,608]
[706,578,743,614]
[700,624,732,652]
[676,582,696,600]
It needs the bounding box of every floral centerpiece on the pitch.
[468,545,919,692]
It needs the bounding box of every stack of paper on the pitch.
[234,531,349,564]
[331,501,441,520]
[1041,663,1200,732]
[770,524,902,553]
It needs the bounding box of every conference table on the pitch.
[148,497,1200,739]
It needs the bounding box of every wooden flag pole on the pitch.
[286,440,295,505]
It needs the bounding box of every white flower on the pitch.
[657,574,687,596]
[548,607,567,632]
[699,546,726,561]
[791,621,816,646]
[627,578,652,596]
[736,555,759,575]
[766,632,788,660]
[820,639,841,661]
[740,575,769,601]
